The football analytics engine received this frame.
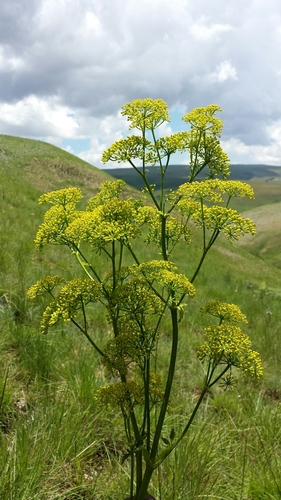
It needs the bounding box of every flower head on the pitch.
[197,324,263,378]
[39,278,102,333]
[102,135,154,164]
[182,104,223,136]
[121,98,170,130]
[96,381,144,413]
[201,300,248,324]
[38,187,83,207]
[34,205,80,249]
[27,276,65,299]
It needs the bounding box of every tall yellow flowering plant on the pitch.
[28,99,262,500]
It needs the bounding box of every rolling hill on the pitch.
[0,134,125,198]
[1,133,281,283]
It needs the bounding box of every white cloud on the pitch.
[78,111,128,167]
[0,95,79,137]
[206,61,238,84]
[0,47,25,72]
[190,20,234,41]
[226,119,281,165]
[0,0,281,166]
[222,130,281,166]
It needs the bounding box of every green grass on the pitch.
[1,136,281,498]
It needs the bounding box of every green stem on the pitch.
[70,318,104,357]
[151,306,178,461]
[112,241,116,290]
[201,199,206,251]
[208,365,230,388]
[118,242,124,272]
[172,386,209,450]
[136,307,179,500]
[71,244,101,283]
[130,447,135,500]
[151,128,166,211]
[128,158,160,211]
[190,229,220,283]
[145,356,151,453]
[161,214,168,261]
[152,363,231,467]
[136,450,143,496]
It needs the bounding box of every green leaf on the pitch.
[161,437,170,445]
[169,427,175,442]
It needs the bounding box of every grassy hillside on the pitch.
[1,136,281,499]
[0,134,114,195]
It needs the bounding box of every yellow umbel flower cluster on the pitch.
[27,275,65,299]
[34,180,151,250]
[121,98,170,130]
[177,179,254,202]
[201,300,248,323]
[193,206,256,240]
[38,278,102,334]
[34,205,80,249]
[197,324,263,378]
[155,132,190,158]
[65,198,146,247]
[96,381,144,413]
[198,301,263,379]
[101,136,153,164]
[182,104,223,136]
[137,260,196,301]
[35,187,83,250]
[86,179,125,210]
[38,187,83,207]
[173,180,256,241]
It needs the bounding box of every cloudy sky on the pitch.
[1,0,281,168]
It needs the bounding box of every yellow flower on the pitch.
[39,278,102,333]
[96,381,144,412]
[192,205,256,240]
[121,98,170,130]
[27,276,65,299]
[136,260,196,300]
[86,180,126,210]
[38,187,83,207]
[177,180,225,203]
[155,132,190,158]
[201,300,248,324]
[65,198,146,248]
[182,104,223,136]
[34,205,80,249]
[102,135,154,164]
[197,324,263,378]
[177,179,254,204]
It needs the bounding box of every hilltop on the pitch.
[0,134,125,198]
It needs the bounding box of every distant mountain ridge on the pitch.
[103,163,281,191]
